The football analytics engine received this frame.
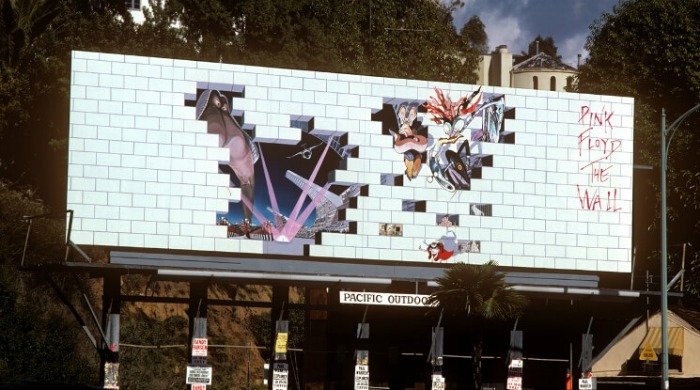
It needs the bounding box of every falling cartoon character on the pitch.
[390,104,428,180]
[426,241,454,262]
[422,87,483,192]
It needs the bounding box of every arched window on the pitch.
[550,76,557,91]
[532,76,539,90]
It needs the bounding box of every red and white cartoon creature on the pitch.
[426,241,454,262]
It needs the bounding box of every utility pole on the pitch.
[660,104,700,389]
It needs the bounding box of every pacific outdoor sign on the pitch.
[339,291,434,307]
[66,51,634,274]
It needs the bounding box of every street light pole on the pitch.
[660,109,669,390]
[660,104,700,390]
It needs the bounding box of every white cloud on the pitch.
[573,0,587,15]
[480,10,527,54]
[560,31,588,68]
[449,1,531,54]
[450,0,477,32]
[449,0,620,62]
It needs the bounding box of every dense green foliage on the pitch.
[0,179,99,385]
[0,0,136,211]
[513,34,562,67]
[119,312,189,390]
[0,271,97,385]
[575,0,700,305]
[523,34,560,59]
[459,15,489,54]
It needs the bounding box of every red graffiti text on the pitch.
[577,185,621,212]
[590,163,611,183]
[577,105,622,212]
[579,105,614,133]
[577,127,622,170]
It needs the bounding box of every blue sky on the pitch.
[450,0,620,67]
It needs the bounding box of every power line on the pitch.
[118,343,267,350]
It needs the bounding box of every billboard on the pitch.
[67,51,634,273]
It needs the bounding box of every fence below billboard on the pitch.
[67,51,634,274]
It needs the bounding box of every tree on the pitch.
[119,312,189,390]
[0,0,63,69]
[428,261,527,390]
[0,0,143,210]
[0,180,98,385]
[517,34,560,63]
[147,0,480,82]
[0,0,61,165]
[575,0,700,306]
[460,15,488,54]
[166,0,239,61]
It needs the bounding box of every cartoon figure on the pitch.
[421,229,459,262]
[425,87,482,143]
[423,87,482,192]
[197,90,259,226]
[426,241,454,262]
[390,104,428,180]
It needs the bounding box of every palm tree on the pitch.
[1,0,62,70]
[428,260,528,390]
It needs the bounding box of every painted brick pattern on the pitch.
[67,51,634,273]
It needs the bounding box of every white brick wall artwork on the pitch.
[67,51,635,273]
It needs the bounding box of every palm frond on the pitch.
[428,260,528,320]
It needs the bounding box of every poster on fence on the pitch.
[272,362,289,390]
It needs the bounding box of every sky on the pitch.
[450,0,620,67]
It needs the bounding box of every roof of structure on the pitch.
[512,52,577,72]
[674,305,700,330]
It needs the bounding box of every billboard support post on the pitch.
[304,287,329,387]
[101,274,121,389]
[660,104,700,390]
[507,323,523,390]
[271,286,289,361]
[271,286,289,390]
[272,320,290,390]
[354,323,370,390]
[430,326,445,390]
[188,282,209,389]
